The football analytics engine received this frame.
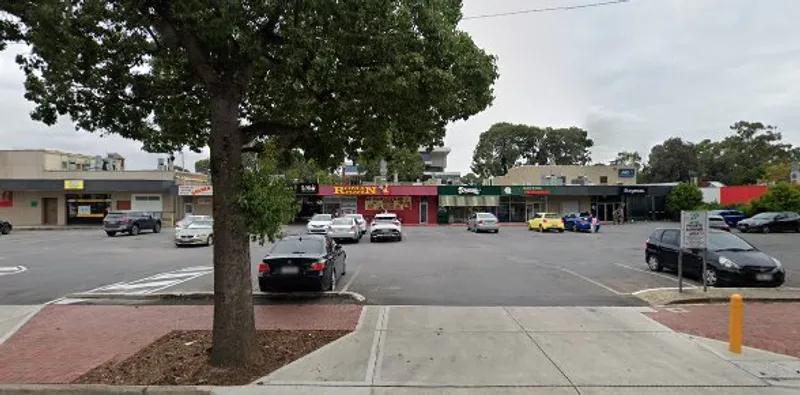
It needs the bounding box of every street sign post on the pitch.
[680,210,709,292]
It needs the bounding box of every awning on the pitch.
[439,195,499,207]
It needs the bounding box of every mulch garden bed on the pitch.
[73,330,349,386]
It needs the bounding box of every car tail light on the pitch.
[258,263,270,274]
[543,219,548,224]
[644,239,649,248]
[478,221,484,225]
[350,226,357,230]
[393,220,400,226]
[309,260,327,271]
[120,217,132,223]
[370,222,376,227]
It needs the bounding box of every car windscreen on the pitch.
[477,213,496,220]
[311,214,332,221]
[375,216,397,222]
[543,213,560,219]
[751,213,777,220]
[331,218,353,225]
[105,212,127,219]
[708,217,725,223]
[187,221,213,229]
[579,212,591,217]
[708,232,755,251]
[269,238,324,255]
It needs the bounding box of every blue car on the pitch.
[710,210,747,227]
[562,212,599,232]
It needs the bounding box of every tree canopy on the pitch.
[0,0,498,367]
[194,158,210,174]
[359,147,425,182]
[665,182,703,220]
[470,122,593,178]
[641,138,699,183]
[610,151,642,172]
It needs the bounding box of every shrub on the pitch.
[666,182,704,220]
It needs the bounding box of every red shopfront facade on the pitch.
[317,185,438,224]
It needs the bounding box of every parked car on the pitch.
[707,214,730,232]
[467,212,499,233]
[0,218,11,235]
[562,212,598,232]
[710,209,747,227]
[343,213,367,235]
[258,234,346,292]
[307,213,334,234]
[175,214,212,230]
[103,211,162,236]
[645,228,785,287]
[329,217,361,243]
[528,212,565,232]
[370,212,403,242]
[736,212,800,233]
[174,220,214,247]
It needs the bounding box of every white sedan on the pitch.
[307,213,334,234]
[344,213,367,235]
[369,213,402,242]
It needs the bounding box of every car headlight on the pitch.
[771,257,782,268]
[718,256,739,269]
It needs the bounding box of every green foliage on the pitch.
[360,147,425,182]
[460,173,482,185]
[239,150,299,246]
[642,138,698,183]
[194,158,210,174]
[761,162,792,184]
[746,183,800,215]
[610,151,642,172]
[470,122,593,178]
[666,182,704,219]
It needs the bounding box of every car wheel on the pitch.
[130,225,140,236]
[106,231,116,237]
[0,225,9,235]
[539,225,544,232]
[207,235,213,246]
[647,255,663,272]
[325,268,336,291]
[354,236,360,243]
[153,222,161,233]
[558,228,564,233]
[704,267,719,287]
[762,225,771,234]
[342,259,347,276]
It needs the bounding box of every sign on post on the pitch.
[680,210,709,292]
[680,210,708,249]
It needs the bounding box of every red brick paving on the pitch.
[647,303,800,358]
[0,304,361,384]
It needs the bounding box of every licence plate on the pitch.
[756,273,773,281]
[279,266,299,275]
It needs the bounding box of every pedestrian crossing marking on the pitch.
[83,266,213,295]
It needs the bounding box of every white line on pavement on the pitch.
[0,266,27,276]
[554,266,628,295]
[631,286,698,296]
[340,261,364,293]
[612,262,700,285]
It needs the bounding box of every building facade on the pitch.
[0,150,208,226]
[490,165,638,186]
[316,185,438,224]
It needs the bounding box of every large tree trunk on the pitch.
[208,91,257,368]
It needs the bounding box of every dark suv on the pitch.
[103,211,162,236]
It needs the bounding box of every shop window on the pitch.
[600,176,608,185]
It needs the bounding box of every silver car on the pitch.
[328,217,361,243]
[467,212,499,233]
[175,220,214,246]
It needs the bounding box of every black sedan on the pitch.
[0,218,11,235]
[645,228,785,287]
[736,212,800,233]
[258,234,346,292]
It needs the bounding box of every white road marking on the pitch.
[340,261,364,293]
[0,266,27,276]
[613,262,699,285]
[631,286,699,296]
[554,266,628,295]
[82,266,213,295]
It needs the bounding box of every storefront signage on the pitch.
[333,185,390,195]
[365,197,412,211]
[295,183,319,195]
[457,186,481,195]
[179,185,213,196]
[64,180,84,190]
[621,187,648,195]
[0,191,12,208]
[618,168,636,178]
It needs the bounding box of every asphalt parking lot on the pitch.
[0,223,797,305]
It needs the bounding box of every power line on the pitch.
[462,0,631,20]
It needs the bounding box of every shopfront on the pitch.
[177,185,213,217]
[620,185,672,221]
[318,185,437,224]
[438,186,501,223]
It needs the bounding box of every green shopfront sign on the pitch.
[438,185,554,196]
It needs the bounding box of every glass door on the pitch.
[525,202,542,221]
[419,201,429,224]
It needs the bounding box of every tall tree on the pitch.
[610,151,642,171]
[713,121,795,185]
[360,147,425,182]
[642,138,699,183]
[470,123,593,177]
[665,182,703,220]
[1,1,497,367]
[470,122,523,178]
[460,172,481,185]
[194,158,210,174]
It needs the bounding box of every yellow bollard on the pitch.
[729,293,743,354]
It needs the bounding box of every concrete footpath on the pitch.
[2,305,800,394]
[222,306,800,394]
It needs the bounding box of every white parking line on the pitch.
[81,266,213,295]
[340,261,363,293]
[554,266,628,295]
[0,266,27,276]
[631,286,698,296]
[612,262,699,285]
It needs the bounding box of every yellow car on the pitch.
[528,212,565,232]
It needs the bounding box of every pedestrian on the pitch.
[591,213,600,233]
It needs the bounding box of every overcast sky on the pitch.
[1,0,799,173]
